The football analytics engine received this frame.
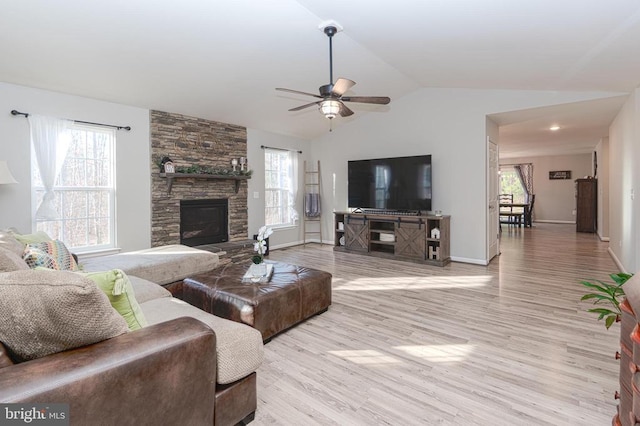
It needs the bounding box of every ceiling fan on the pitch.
[276,25,391,120]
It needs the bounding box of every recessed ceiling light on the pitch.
[549,125,560,131]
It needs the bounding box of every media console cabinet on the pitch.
[333,212,450,266]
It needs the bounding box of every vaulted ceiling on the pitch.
[2,0,639,155]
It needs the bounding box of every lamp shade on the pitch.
[320,100,341,119]
[0,161,18,184]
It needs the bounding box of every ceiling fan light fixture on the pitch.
[320,100,341,119]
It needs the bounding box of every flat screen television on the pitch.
[348,155,432,212]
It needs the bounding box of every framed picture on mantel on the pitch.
[549,170,571,180]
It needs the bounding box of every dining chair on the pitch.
[499,194,514,226]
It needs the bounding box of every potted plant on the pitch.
[580,272,633,329]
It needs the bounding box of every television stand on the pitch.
[333,211,450,266]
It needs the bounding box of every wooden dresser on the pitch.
[575,178,597,233]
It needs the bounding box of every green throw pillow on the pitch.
[13,230,52,245]
[79,269,148,331]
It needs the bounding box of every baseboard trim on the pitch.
[598,233,610,242]
[607,247,627,273]
[451,256,489,266]
[270,239,327,250]
[534,220,576,224]
[269,240,304,250]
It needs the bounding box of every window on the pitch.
[499,167,525,203]
[264,148,296,227]
[33,124,116,251]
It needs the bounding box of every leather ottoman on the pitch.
[182,261,332,341]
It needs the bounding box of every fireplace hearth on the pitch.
[180,199,228,246]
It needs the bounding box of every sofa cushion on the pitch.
[79,269,148,331]
[0,230,25,257]
[80,245,219,285]
[0,270,129,362]
[12,230,52,245]
[0,246,29,272]
[141,297,263,384]
[23,240,79,271]
[128,275,172,304]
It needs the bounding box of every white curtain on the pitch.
[289,154,299,223]
[28,115,72,220]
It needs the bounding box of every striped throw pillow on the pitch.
[23,240,79,271]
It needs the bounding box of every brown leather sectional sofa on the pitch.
[0,239,263,425]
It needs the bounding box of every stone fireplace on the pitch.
[180,199,228,246]
[150,110,248,247]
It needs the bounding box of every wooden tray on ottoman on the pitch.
[182,261,332,341]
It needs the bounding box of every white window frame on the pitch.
[264,148,296,228]
[31,123,116,252]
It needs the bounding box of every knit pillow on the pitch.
[0,270,129,362]
[23,240,79,271]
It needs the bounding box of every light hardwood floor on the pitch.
[254,223,620,425]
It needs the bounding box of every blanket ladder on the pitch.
[303,160,322,246]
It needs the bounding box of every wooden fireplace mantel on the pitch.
[157,173,250,194]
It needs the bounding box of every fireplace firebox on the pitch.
[180,199,228,246]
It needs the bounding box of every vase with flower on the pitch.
[250,226,273,281]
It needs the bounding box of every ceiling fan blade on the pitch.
[341,96,391,105]
[276,88,323,99]
[332,78,356,96]
[289,101,321,112]
[339,103,354,117]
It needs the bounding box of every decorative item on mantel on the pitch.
[156,155,253,194]
[160,156,175,173]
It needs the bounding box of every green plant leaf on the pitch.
[605,315,617,329]
[611,273,633,285]
[587,307,616,315]
[581,293,615,302]
[580,280,609,293]
[580,272,630,329]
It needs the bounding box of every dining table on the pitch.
[499,203,531,227]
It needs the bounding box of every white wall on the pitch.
[500,154,592,223]
[0,82,151,252]
[595,138,610,240]
[609,89,640,272]
[309,88,622,264]
[1,81,627,264]
[247,128,310,249]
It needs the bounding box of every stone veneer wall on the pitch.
[150,110,248,247]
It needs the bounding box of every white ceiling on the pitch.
[1,0,640,156]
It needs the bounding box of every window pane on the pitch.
[63,219,89,248]
[264,149,294,227]
[32,124,115,251]
[500,169,526,204]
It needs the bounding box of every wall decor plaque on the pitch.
[549,170,571,180]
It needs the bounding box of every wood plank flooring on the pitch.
[254,224,620,425]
